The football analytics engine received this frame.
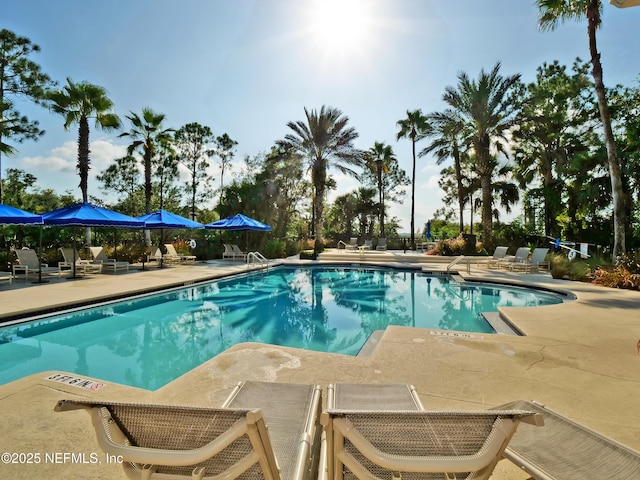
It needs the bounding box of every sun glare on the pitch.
[304,0,375,61]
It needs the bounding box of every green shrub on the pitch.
[263,239,286,259]
[549,253,571,279]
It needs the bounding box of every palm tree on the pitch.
[442,63,521,248]
[276,106,364,252]
[119,108,173,216]
[420,110,467,234]
[537,0,626,259]
[48,78,120,203]
[366,142,396,238]
[396,109,430,249]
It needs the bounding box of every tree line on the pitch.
[2,0,639,259]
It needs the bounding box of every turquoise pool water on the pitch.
[0,266,563,390]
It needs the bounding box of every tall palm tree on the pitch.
[442,63,521,248]
[119,108,173,216]
[420,110,467,234]
[537,0,626,259]
[276,106,364,252]
[366,142,396,237]
[396,109,430,249]
[48,78,120,203]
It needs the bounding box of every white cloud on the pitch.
[90,139,127,170]
[20,140,127,176]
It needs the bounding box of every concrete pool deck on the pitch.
[0,252,639,479]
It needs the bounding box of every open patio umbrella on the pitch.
[43,202,144,279]
[205,213,272,254]
[205,213,272,231]
[0,204,43,225]
[43,202,144,228]
[1,204,45,282]
[136,209,204,229]
[135,210,204,267]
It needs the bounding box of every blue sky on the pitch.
[4,0,640,232]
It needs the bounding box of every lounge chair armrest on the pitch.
[92,408,258,466]
[56,400,264,468]
[333,416,514,473]
[521,412,544,426]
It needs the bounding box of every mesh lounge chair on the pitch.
[55,380,322,480]
[13,248,60,279]
[231,244,247,261]
[496,400,640,480]
[223,243,237,260]
[59,247,103,275]
[89,246,130,273]
[496,247,531,270]
[360,239,373,250]
[55,400,281,479]
[164,243,196,263]
[147,246,162,265]
[509,248,549,273]
[478,246,509,269]
[376,238,387,251]
[345,238,358,251]
[320,383,542,480]
[222,381,323,480]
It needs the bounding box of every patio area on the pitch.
[1,252,639,479]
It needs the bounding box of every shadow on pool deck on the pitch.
[1,253,639,479]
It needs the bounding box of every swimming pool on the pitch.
[0,266,564,389]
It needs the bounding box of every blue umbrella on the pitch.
[43,202,144,279]
[135,210,204,229]
[1,204,45,282]
[0,204,43,225]
[135,210,203,267]
[205,213,272,231]
[42,202,144,228]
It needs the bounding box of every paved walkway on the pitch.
[1,254,639,479]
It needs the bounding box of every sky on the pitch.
[3,0,640,233]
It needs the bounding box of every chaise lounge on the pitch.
[496,400,640,480]
[320,383,543,480]
[164,243,196,264]
[89,246,130,273]
[13,248,60,280]
[55,380,322,480]
[58,247,103,276]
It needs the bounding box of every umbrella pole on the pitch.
[66,230,82,281]
[32,225,49,284]
[200,229,206,263]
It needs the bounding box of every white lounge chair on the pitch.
[345,238,358,251]
[376,238,387,251]
[89,246,129,273]
[58,247,102,275]
[496,247,531,270]
[146,246,162,265]
[231,244,247,261]
[478,245,509,268]
[56,380,322,480]
[164,243,196,263]
[13,248,60,280]
[360,239,373,250]
[320,383,542,480]
[0,271,13,284]
[223,243,244,261]
[510,247,550,273]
